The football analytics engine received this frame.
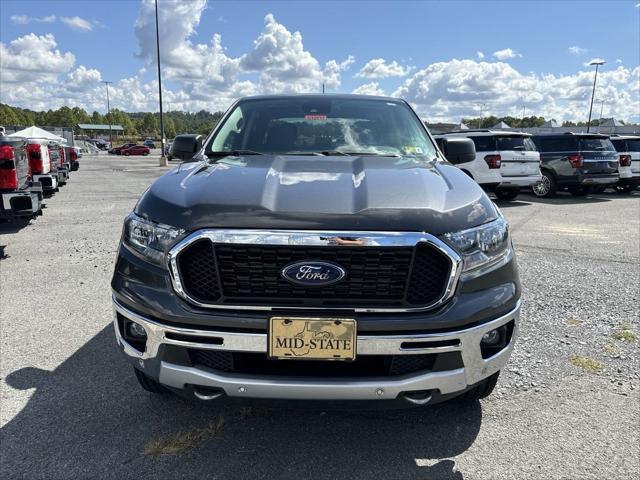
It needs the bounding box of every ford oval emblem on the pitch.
[281,261,346,287]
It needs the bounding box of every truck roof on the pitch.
[237,93,403,103]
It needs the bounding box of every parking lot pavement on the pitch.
[1,155,638,479]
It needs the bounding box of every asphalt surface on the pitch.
[1,154,638,479]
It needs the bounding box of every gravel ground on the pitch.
[1,154,638,479]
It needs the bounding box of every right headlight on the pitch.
[444,216,511,272]
[122,212,185,267]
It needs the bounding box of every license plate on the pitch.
[268,317,356,361]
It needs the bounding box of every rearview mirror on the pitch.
[438,137,476,164]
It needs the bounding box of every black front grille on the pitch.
[176,241,452,309]
[188,349,463,377]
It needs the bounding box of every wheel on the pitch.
[615,183,634,194]
[124,152,130,156]
[568,187,588,196]
[143,152,149,156]
[458,371,500,401]
[532,171,556,198]
[134,368,169,394]
[495,188,519,201]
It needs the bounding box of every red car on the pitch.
[121,145,150,156]
[109,143,136,155]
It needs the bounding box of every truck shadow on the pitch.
[2,326,479,479]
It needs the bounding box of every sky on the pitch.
[0,0,639,122]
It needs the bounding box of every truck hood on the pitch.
[135,155,498,235]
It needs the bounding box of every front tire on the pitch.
[495,188,519,201]
[134,368,169,394]
[124,152,130,156]
[458,371,500,401]
[532,171,556,198]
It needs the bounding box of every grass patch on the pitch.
[144,417,224,456]
[603,343,620,355]
[566,317,583,326]
[570,355,603,373]
[612,330,637,342]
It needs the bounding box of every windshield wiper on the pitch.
[206,150,265,157]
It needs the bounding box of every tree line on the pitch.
[0,103,224,138]
[461,115,626,129]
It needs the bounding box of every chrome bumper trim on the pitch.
[113,296,520,399]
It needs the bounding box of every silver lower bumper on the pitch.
[113,296,520,400]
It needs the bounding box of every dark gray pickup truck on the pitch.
[111,94,521,407]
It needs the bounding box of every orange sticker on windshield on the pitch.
[304,114,327,120]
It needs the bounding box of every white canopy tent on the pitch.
[8,126,67,143]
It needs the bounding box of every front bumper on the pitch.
[113,295,520,402]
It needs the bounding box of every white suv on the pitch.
[436,130,542,200]
[610,135,640,193]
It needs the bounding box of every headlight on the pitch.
[122,213,184,266]
[444,216,510,272]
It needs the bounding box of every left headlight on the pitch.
[444,216,511,273]
[122,212,185,266]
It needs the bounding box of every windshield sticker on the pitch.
[403,146,423,155]
[304,114,327,121]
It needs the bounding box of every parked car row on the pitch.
[435,130,639,200]
[0,134,79,221]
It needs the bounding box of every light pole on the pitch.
[155,0,167,166]
[597,98,605,133]
[586,59,605,133]
[102,81,113,146]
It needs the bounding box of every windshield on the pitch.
[206,97,437,158]
[496,136,537,151]
[579,138,615,151]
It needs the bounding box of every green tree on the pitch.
[140,113,158,137]
[0,104,21,125]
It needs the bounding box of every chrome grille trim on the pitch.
[167,229,462,313]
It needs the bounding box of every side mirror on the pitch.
[439,137,476,164]
[172,137,199,156]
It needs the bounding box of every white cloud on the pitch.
[476,51,485,59]
[0,33,75,83]
[616,59,623,64]
[493,48,522,60]
[568,45,587,55]
[10,14,56,24]
[60,16,94,32]
[240,14,325,93]
[352,82,385,96]
[323,56,355,89]
[66,66,102,91]
[394,59,640,123]
[355,58,411,78]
